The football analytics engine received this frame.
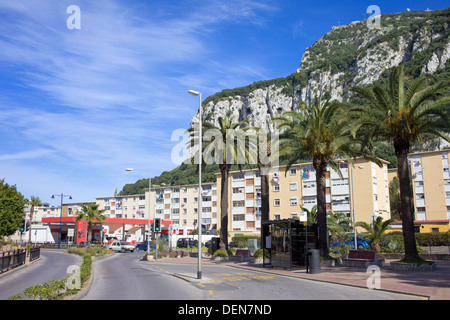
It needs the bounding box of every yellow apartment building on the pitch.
[216,158,391,239]
[408,150,449,232]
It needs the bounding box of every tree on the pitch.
[327,211,352,245]
[75,203,107,243]
[273,97,379,256]
[28,196,42,243]
[350,66,450,260]
[189,116,249,250]
[356,216,395,252]
[300,205,317,224]
[0,179,27,238]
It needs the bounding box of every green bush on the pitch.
[253,249,270,259]
[80,254,92,285]
[213,249,228,258]
[231,235,260,248]
[415,232,450,246]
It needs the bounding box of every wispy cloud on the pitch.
[0,0,279,201]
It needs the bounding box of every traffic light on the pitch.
[154,218,161,233]
[19,219,28,233]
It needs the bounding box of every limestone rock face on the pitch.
[192,9,450,132]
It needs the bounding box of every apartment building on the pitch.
[408,150,450,232]
[216,158,391,238]
[96,195,146,219]
[145,183,218,236]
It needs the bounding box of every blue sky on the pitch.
[0,0,447,205]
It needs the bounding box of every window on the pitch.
[303,196,316,204]
[274,199,280,206]
[274,214,281,220]
[290,182,297,191]
[233,214,245,221]
[290,198,298,206]
[233,172,245,180]
[332,178,348,186]
[233,187,244,193]
[303,181,315,189]
[273,184,280,192]
[233,200,245,207]
[290,168,297,175]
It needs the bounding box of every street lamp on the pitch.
[125,168,153,257]
[51,193,72,249]
[350,165,364,249]
[188,89,202,280]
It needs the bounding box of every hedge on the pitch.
[231,235,260,248]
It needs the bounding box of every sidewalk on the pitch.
[151,256,450,300]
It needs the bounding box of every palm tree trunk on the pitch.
[396,145,419,260]
[220,164,231,251]
[314,156,329,257]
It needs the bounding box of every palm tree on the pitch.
[190,116,249,250]
[356,216,395,253]
[27,196,42,244]
[273,97,378,256]
[76,203,107,243]
[350,66,450,260]
[327,210,352,245]
[300,205,317,224]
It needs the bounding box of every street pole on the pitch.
[350,166,357,250]
[189,89,202,279]
[148,171,151,255]
[52,193,72,249]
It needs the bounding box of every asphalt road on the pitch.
[82,251,421,300]
[0,249,82,300]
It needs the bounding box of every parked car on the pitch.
[108,240,135,252]
[331,236,370,249]
[177,238,198,248]
[135,241,156,251]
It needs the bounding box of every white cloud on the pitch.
[0,0,279,201]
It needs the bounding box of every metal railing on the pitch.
[1,249,26,274]
[30,247,40,261]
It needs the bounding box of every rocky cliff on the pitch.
[191,8,450,131]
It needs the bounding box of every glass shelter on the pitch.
[261,219,319,270]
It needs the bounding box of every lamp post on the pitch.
[51,193,72,249]
[350,165,364,249]
[188,89,202,280]
[125,168,152,256]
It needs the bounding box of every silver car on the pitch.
[109,240,135,252]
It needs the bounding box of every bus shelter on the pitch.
[261,219,319,270]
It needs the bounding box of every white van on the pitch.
[108,240,134,253]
